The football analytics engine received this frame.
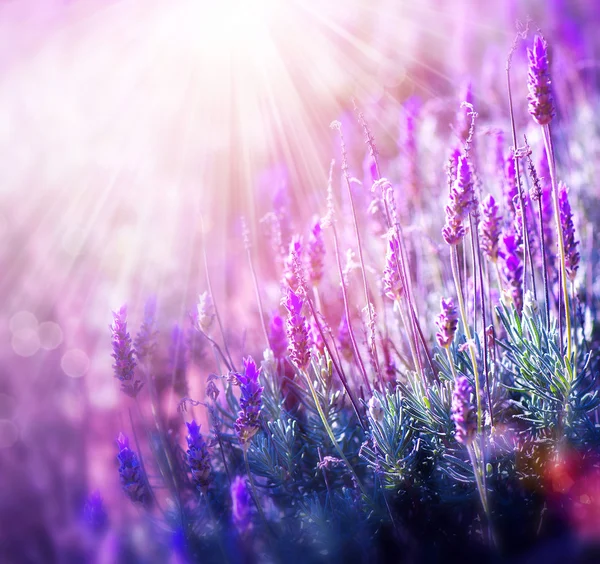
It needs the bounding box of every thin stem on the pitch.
[445,348,459,381]
[331,222,371,392]
[450,246,483,434]
[542,124,572,358]
[536,197,551,330]
[244,230,271,351]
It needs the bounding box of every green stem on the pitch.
[542,125,572,359]
[450,246,483,434]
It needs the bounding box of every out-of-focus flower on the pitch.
[83,490,108,534]
[268,314,288,361]
[307,217,326,286]
[503,154,518,214]
[283,288,311,370]
[193,292,215,334]
[480,195,501,263]
[435,298,459,349]
[310,317,325,356]
[337,314,353,362]
[456,80,474,144]
[116,434,152,507]
[527,35,555,126]
[169,324,188,397]
[231,476,251,535]
[110,305,142,398]
[451,375,476,445]
[235,356,264,446]
[283,235,304,292]
[499,234,524,314]
[383,232,403,301]
[134,296,157,361]
[558,182,580,282]
[186,420,211,490]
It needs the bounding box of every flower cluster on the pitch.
[186,420,211,490]
[234,356,264,446]
[307,217,326,286]
[268,314,288,360]
[451,375,476,445]
[527,35,555,126]
[283,288,311,370]
[110,305,142,398]
[442,154,474,245]
[116,434,152,507]
[558,182,580,282]
[435,298,459,349]
[383,232,403,301]
[480,194,501,263]
[230,476,251,535]
[500,234,524,314]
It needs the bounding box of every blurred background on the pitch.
[1,0,600,561]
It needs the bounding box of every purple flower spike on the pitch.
[527,35,555,126]
[499,234,524,314]
[337,315,353,362]
[231,476,251,535]
[283,288,311,370]
[307,217,326,286]
[83,490,108,534]
[110,306,142,398]
[480,195,501,263]
[186,420,211,490]
[451,375,476,445]
[116,433,152,507]
[383,232,403,301]
[283,235,304,292]
[435,298,459,349]
[268,314,288,360]
[235,356,264,445]
[558,183,580,282]
[134,296,157,361]
[442,154,474,246]
[504,154,518,214]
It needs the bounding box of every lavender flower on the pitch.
[110,306,142,398]
[558,182,580,281]
[268,314,288,361]
[337,314,353,362]
[442,154,474,246]
[235,356,264,445]
[307,218,326,286]
[504,154,518,214]
[169,324,188,397]
[283,288,311,370]
[499,234,524,314]
[383,232,403,301]
[456,80,474,144]
[283,235,304,292]
[435,297,459,348]
[451,375,476,445]
[480,195,501,263]
[310,317,325,356]
[230,476,251,535]
[83,490,108,533]
[134,296,157,361]
[116,433,152,507]
[185,420,211,490]
[193,291,215,334]
[527,35,555,126]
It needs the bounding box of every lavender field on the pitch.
[3,1,600,562]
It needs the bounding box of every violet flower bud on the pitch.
[435,298,459,349]
[451,375,476,445]
[230,476,251,535]
[283,235,304,292]
[268,314,288,361]
[383,232,403,301]
[186,420,211,490]
[234,356,264,446]
[558,182,580,281]
[499,234,524,314]
[283,288,311,370]
[116,433,152,507]
[480,195,501,263]
[527,35,555,126]
[110,306,142,398]
[307,217,326,286]
[368,395,384,423]
[134,296,157,361]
